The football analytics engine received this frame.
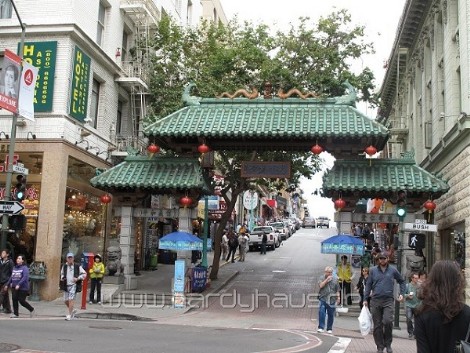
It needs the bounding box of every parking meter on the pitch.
[80,252,94,309]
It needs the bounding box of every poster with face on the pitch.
[0,49,21,113]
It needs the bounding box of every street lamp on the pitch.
[1,0,26,249]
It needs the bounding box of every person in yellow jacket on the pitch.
[89,254,105,304]
[337,255,353,306]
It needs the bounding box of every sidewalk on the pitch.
[18,253,417,353]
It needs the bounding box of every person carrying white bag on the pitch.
[358,305,373,336]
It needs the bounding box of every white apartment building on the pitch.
[0,0,226,300]
[380,0,468,275]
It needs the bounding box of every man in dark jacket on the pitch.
[0,249,13,313]
[364,253,406,353]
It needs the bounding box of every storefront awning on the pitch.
[90,156,209,193]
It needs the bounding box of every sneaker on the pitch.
[317,328,324,333]
[10,314,18,318]
[89,301,93,304]
[327,330,333,334]
[65,315,71,321]
[71,309,77,319]
[97,301,101,304]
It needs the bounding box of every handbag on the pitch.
[456,322,470,353]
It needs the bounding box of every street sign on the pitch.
[404,222,437,232]
[12,165,29,175]
[0,201,24,215]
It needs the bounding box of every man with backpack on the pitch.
[260,232,268,255]
[60,253,87,321]
[226,230,238,263]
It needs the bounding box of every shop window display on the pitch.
[63,187,104,257]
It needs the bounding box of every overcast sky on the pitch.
[219,0,407,222]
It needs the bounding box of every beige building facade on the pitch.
[0,0,227,300]
[380,0,469,277]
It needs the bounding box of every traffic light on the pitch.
[396,206,406,221]
[14,174,26,201]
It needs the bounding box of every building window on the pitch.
[97,2,106,46]
[116,100,123,134]
[0,0,12,19]
[121,31,128,62]
[89,79,100,128]
[425,122,432,149]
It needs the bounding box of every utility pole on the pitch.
[1,0,26,249]
[393,205,406,329]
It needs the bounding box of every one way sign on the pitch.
[0,201,25,215]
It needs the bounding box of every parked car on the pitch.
[302,217,316,228]
[268,221,290,240]
[289,217,301,230]
[316,216,330,228]
[249,226,279,250]
[282,219,296,235]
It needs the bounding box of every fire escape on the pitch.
[114,0,161,156]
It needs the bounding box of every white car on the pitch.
[249,226,280,250]
[268,221,290,240]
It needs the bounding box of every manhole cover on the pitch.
[88,325,122,330]
[0,343,21,352]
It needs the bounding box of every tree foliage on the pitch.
[146,11,376,278]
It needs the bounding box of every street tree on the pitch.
[146,11,376,279]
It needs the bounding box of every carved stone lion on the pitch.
[107,246,123,276]
[405,254,425,279]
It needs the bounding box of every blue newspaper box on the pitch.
[81,252,94,271]
[191,266,207,293]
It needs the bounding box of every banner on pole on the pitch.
[18,61,39,121]
[0,49,21,113]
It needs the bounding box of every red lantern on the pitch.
[365,145,377,157]
[310,144,323,155]
[100,194,112,204]
[424,200,436,222]
[198,143,210,154]
[334,198,346,210]
[147,144,160,155]
[179,196,192,208]
[424,200,436,212]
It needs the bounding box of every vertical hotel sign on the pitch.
[69,46,91,122]
[20,41,57,112]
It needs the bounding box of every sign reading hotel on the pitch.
[20,41,57,112]
[0,49,21,113]
[69,46,91,122]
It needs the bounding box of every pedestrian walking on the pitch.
[363,253,406,353]
[89,254,105,304]
[356,267,369,309]
[414,260,470,353]
[238,233,248,261]
[260,232,267,255]
[5,254,34,318]
[226,230,238,263]
[0,249,13,314]
[405,273,421,339]
[337,255,353,306]
[221,231,228,260]
[60,253,86,320]
[317,266,340,334]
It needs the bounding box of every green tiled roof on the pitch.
[322,159,449,198]
[90,156,208,192]
[144,98,389,154]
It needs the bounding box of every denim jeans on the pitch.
[405,306,415,335]
[318,299,336,330]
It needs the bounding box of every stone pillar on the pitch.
[177,207,192,266]
[120,206,137,289]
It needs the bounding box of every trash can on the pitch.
[150,253,158,270]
